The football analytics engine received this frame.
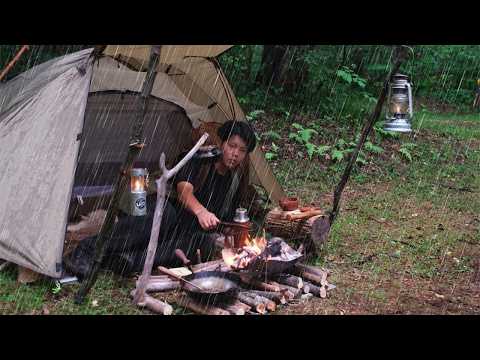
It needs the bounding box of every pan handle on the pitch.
[157,266,204,291]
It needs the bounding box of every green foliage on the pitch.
[265,142,279,161]
[398,143,417,162]
[262,130,282,141]
[336,66,367,88]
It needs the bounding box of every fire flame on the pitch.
[222,233,267,270]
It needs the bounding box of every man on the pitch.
[65,120,256,279]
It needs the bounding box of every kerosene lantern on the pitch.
[384,73,413,133]
[120,168,148,216]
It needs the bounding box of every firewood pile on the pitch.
[133,259,335,315]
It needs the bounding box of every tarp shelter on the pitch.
[0,45,285,278]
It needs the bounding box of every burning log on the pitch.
[248,290,287,305]
[274,274,304,289]
[178,295,230,315]
[235,293,267,314]
[130,290,173,315]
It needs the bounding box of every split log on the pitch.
[294,263,330,277]
[130,290,173,315]
[268,281,302,299]
[192,259,227,272]
[224,299,251,313]
[178,295,230,315]
[241,291,276,312]
[141,281,181,293]
[302,281,328,298]
[240,276,282,292]
[221,303,246,315]
[265,209,323,241]
[275,274,304,289]
[248,290,287,305]
[289,267,326,286]
[235,292,267,314]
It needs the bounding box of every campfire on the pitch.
[134,233,335,315]
[222,233,268,270]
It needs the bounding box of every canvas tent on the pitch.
[0,45,285,278]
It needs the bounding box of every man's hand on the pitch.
[196,209,220,230]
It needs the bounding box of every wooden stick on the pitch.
[178,295,230,315]
[191,259,225,272]
[275,274,304,289]
[130,290,173,315]
[268,281,302,299]
[294,263,330,278]
[241,291,276,312]
[240,276,282,292]
[248,290,287,305]
[133,133,209,305]
[329,46,411,225]
[0,45,29,82]
[235,293,267,314]
[135,280,181,293]
[289,267,326,286]
[220,303,246,315]
[302,281,327,298]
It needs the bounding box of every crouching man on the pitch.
[65,120,257,279]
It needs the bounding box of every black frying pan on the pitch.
[157,250,240,303]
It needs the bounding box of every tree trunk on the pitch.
[256,45,288,87]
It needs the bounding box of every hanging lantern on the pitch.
[120,168,148,216]
[384,73,413,133]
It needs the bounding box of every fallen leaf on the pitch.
[434,293,445,299]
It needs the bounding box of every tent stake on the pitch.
[74,46,161,304]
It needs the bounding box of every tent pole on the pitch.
[74,45,161,304]
[0,45,29,82]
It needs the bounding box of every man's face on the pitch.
[221,135,248,170]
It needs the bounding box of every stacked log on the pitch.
[264,208,325,241]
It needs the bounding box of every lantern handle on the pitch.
[406,82,413,117]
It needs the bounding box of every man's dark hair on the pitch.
[217,120,257,153]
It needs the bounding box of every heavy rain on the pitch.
[0,45,479,315]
